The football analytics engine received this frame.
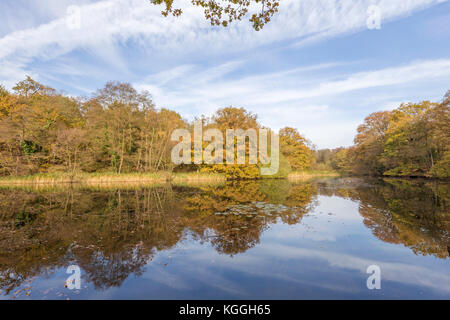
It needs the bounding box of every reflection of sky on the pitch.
[3,194,448,300]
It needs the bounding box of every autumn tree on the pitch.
[93,82,154,173]
[0,77,84,175]
[349,96,449,178]
[352,111,391,175]
[1,78,446,180]
[381,102,442,177]
[279,127,311,171]
[444,90,450,101]
[424,97,450,178]
[12,76,56,98]
[200,106,261,179]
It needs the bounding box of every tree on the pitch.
[52,128,86,176]
[2,77,447,180]
[279,127,311,171]
[212,106,258,130]
[381,102,440,177]
[0,85,8,97]
[444,90,450,101]
[0,77,85,175]
[328,148,351,172]
[13,76,55,98]
[347,99,449,178]
[150,0,280,30]
[93,81,155,173]
[428,97,450,178]
[353,111,391,175]
[200,106,261,179]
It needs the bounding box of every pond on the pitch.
[0,177,449,299]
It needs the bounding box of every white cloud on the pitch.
[382,101,404,111]
[0,0,444,85]
[251,59,450,104]
[133,58,450,148]
[0,0,448,148]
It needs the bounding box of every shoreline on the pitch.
[3,171,446,187]
[0,170,342,187]
[287,171,341,179]
[0,172,226,186]
[348,173,450,182]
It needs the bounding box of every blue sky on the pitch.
[0,0,449,148]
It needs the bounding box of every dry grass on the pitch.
[288,170,340,180]
[0,171,226,189]
[0,170,341,190]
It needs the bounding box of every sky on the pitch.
[0,0,449,149]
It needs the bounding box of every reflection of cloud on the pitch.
[260,244,450,293]
[141,241,249,296]
[159,235,450,297]
[142,267,190,291]
[181,245,364,295]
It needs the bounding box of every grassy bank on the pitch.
[0,171,226,186]
[0,170,341,189]
[288,170,341,180]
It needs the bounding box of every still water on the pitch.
[0,177,449,299]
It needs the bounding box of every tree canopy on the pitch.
[314,94,450,178]
[0,78,308,179]
[0,77,447,179]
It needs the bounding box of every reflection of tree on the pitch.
[373,179,449,258]
[317,178,449,259]
[181,181,269,255]
[0,181,315,292]
[71,247,151,290]
[183,180,316,255]
[0,187,182,293]
[3,178,445,295]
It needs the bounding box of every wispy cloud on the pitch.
[0,0,444,85]
[0,0,448,148]
[133,58,450,147]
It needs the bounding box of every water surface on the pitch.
[0,177,449,299]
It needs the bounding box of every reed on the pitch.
[0,171,226,188]
[288,170,340,180]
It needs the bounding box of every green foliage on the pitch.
[430,151,450,178]
[312,147,353,173]
[15,208,37,228]
[331,149,352,172]
[21,140,42,155]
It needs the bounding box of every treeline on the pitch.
[314,93,450,178]
[1,77,448,179]
[0,77,312,178]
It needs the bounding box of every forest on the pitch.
[0,77,448,179]
[315,92,450,178]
